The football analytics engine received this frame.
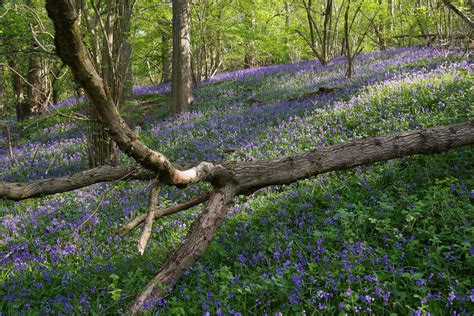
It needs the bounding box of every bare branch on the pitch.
[0,165,152,201]
[116,191,211,237]
[138,180,162,255]
[129,186,237,313]
[221,121,474,193]
[443,0,474,29]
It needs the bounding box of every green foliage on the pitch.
[1,46,472,314]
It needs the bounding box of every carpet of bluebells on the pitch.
[1,46,473,315]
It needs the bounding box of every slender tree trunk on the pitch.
[114,0,133,106]
[284,1,292,60]
[442,0,474,29]
[27,49,48,115]
[388,0,395,32]
[322,0,333,65]
[0,64,6,113]
[8,59,27,121]
[161,32,172,83]
[171,0,193,114]
[244,4,258,68]
[344,0,353,78]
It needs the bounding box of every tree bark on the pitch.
[2,121,473,202]
[0,63,6,113]
[7,59,27,121]
[27,49,48,115]
[0,165,152,201]
[344,0,353,78]
[442,0,474,29]
[129,186,236,313]
[171,0,193,114]
[322,0,333,65]
[161,32,172,83]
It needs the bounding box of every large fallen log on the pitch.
[2,121,472,312]
[2,121,473,201]
[125,120,474,312]
[1,0,461,313]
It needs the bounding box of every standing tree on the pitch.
[0,63,5,113]
[342,0,376,78]
[1,0,52,120]
[296,0,335,65]
[78,0,134,167]
[170,0,193,114]
[1,0,474,314]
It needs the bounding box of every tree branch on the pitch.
[0,165,152,201]
[220,121,474,193]
[117,192,210,237]
[138,180,162,255]
[116,191,211,237]
[128,186,237,314]
[2,121,473,201]
[443,0,474,29]
[45,0,216,185]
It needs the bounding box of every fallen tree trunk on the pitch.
[222,120,474,192]
[0,165,152,201]
[1,1,460,314]
[126,120,474,312]
[2,121,473,201]
[128,186,237,313]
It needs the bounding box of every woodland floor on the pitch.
[0,46,473,315]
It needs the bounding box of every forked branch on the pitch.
[116,191,211,237]
[128,186,237,314]
[45,0,217,186]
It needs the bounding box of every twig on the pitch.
[116,191,211,237]
[137,179,162,255]
[74,169,138,233]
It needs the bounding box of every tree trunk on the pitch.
[322,0,333,65]
[171,0,193,115]
[129,187,236,313]
[27,49,48,116]
[344,0,353,78]
[161,32,172,83]
[442,0,474,29]
[7,59,27,121]
[0,63,6,113]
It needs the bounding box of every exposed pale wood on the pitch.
[116,191,211,237]
[128,187,236,314]
[138,181,161,255]
[0,165,152,201]
[45,0,208,185]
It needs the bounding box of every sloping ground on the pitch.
[0,47,473,314]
